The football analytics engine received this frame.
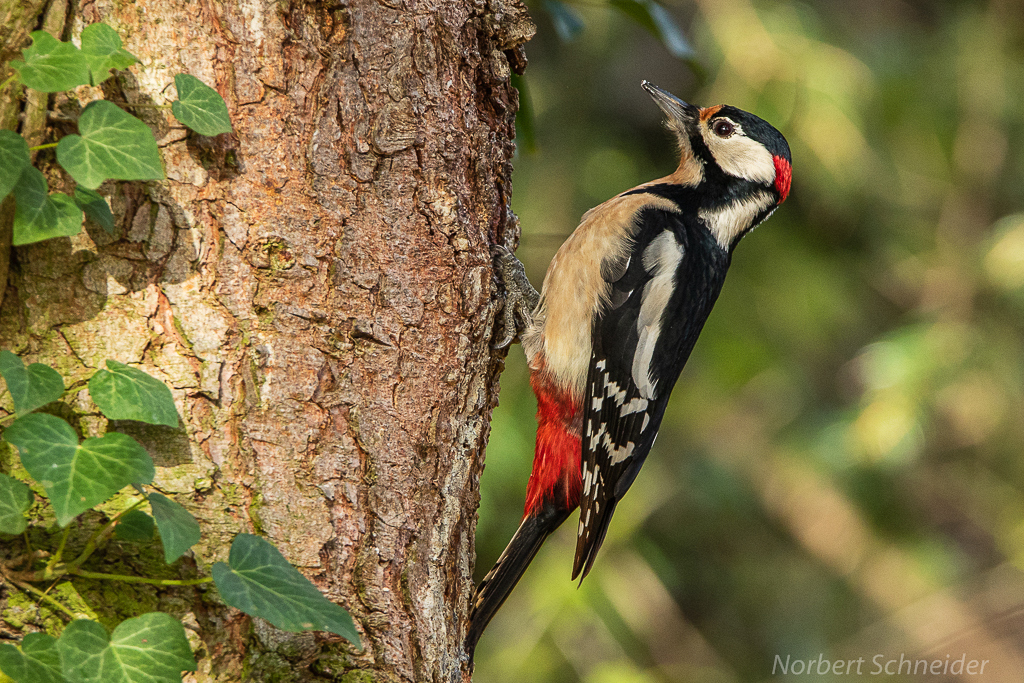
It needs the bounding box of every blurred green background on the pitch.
[472,0,1024,681]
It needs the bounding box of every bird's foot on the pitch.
[491,245,539,350]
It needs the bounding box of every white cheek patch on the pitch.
[631,231,684,399]
[701,121,777,185]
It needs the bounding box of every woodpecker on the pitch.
[466,81,792,657]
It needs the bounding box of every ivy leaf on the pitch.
[56,100,164,190]
[0,349,65,415]
[115,509,155,541]
[10,31,91,92]
[149,492,200,562]
[0,130,31,201]
[88,360,178,427]
[212,534,360,643]
[11,166,84,245]
[543,0,585,42]
[0,632,63,683]
[80,22,138,85]
[3,414,155,527]
[57,614,196,683]
[170,74,232,136]
[0,473,34,535]
[74,186,116,234]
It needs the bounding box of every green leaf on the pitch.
[57,614,196,683]
[148,493,200,562]
[10,31,91,92]
[170,74,232,136]
[80,23,137,85]
[88,360,178,427]
[0,473,34,535]
[3,414,155,527]
[56,100,164,190]
[608,0,693,59]
[11,166,84,245]
[0,130,31,201]
[73,186,115,234]
[0,632,63,683]
[0,349,65,415]
[115,509,155,541]
[212,534,360,643]
[543,0,585,42]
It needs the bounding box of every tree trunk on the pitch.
[0,0,533,680]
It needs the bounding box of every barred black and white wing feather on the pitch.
[572,200,731,580]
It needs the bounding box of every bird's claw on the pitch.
[494,292,528,350]
[492,245,540,350]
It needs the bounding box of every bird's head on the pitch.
[642,81,791,247]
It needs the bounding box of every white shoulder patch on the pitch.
[535,193,678,397]
[631,230,684,399]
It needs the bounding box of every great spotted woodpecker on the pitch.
[466,81,792,657]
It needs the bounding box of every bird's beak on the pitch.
[642,81,698,128]
[642,81,703,184]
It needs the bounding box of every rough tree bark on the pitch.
[0,0,533,680]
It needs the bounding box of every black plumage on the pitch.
[575,203,730,579]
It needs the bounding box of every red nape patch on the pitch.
[774,156,792,202]
[523,373,582,517]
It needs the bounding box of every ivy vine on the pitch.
[0,23,358,683]
[0,351,359,682]
[0,24,231,246]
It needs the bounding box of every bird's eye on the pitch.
[711,119,735,138]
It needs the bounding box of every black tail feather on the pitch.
[570,496,619,581]
[465,504,570,661]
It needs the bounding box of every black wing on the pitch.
[572,205,730,580]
